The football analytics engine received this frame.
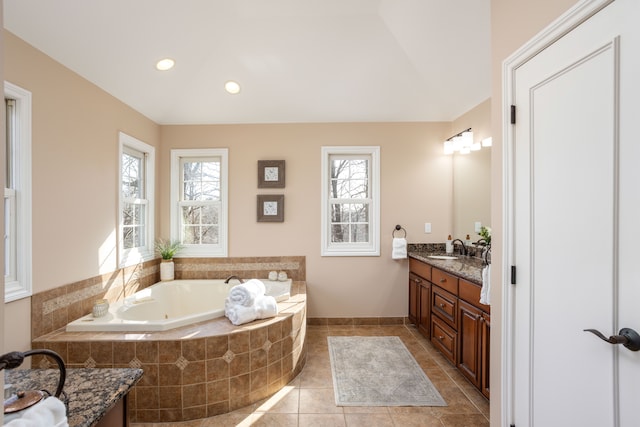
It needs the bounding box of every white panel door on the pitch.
[510,0,640,426]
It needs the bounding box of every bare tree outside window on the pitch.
[122,150,146,250]
[329,157,370,243]
[180,159,221,245]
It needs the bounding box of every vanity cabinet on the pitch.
[409,257,490,399]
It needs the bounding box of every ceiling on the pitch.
[3,0,491,125]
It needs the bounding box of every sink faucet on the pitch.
[451,239,468,256]
[224,275,244,284]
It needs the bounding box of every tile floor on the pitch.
[131,324,490,427]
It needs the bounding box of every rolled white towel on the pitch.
[5,397,68,427]
[255,295,278,319]
[392,237,407,259]
[226,304,259,326]
[227,279,266,307]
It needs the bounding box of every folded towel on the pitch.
[227,279,266,307]
[226,304,259,325]
[480,264,491,305]
[392,237,407,259]
[255,295,278,319]
[5,397,68,427]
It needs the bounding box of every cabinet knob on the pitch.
[440,303,445,308]
[439,278,446,283]
[438,336,444,340]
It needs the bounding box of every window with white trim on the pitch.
[321,146,380,256]
[119,132,155,267]
[170,149,228,257]
[4,82,32,302]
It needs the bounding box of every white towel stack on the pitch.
[480,264,491,305]
[392,237,408,259]
[4,397,68,427]
[225,279,278,326]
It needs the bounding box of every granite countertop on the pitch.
[4,368,143,427]
[409,251,485,285]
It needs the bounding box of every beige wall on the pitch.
[3,30,160,352]
[489,1,579,425]
[1,4,5,419]
[160,122,453,318]
[451,98,491,240]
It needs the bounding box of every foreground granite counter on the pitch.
[409,251,485,284]
[5,368,143,427]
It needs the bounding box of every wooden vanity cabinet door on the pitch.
[408,273,420,325]
[481,312,491,399]
[458,299,482,388]
[418,280,431,339]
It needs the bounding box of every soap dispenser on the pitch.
[445,235,453,254]
[465,234,471,246]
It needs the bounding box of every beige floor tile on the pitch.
[439,414,490,427]
[250,413,299,426]
[299,388,343,414]
[298,413,347,427]
[390,413,445,427]
[254,385,300,413]
[343,413,395,427]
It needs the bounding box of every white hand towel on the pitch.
[255,295,278,319]
[392,237,408,259]
[5,397,68,427]
[480,264,491,305]
[227,279,266,307]
[225,304,259,325]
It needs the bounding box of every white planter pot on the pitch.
[160,260,175,281]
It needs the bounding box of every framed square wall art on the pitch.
[258,160,285,188]
[257,194,284,222]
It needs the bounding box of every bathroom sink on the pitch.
[427,255,458,260]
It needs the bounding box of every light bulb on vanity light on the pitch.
[481,137,493,147]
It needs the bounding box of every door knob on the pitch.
[583,328,640,351]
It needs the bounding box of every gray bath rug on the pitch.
[327,336,447,407]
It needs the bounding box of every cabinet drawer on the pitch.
[409,258,431,281]
[459,279,490,313]
[431,315,457,364]
[432,285,458,329]
[432,268,458,295]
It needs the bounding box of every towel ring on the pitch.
[392,224,406,238]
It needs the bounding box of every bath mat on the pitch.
[327,336,446,407]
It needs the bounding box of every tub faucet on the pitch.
[224,275,244,284]
[451,239,468,256]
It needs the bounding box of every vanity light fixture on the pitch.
[155,58,175,71]
[482,137,493,147]
[224,80,241,94]
[443,128,474,155]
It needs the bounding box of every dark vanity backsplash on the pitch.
[408,242,489,261]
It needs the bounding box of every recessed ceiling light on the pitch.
[225,80,241,94]
[156,58,175,71]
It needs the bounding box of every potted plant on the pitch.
[155,239,182,281]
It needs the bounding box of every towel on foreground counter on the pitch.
[4,397,68,427]
[225,279,278,325]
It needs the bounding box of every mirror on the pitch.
[451,99,491,242]
[452,147,491,242]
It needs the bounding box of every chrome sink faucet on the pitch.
[451,239,468,256]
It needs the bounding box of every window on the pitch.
[170,149,228,257]
[119,132,155,267]
[4,82,32,302]
[321,146,380,256]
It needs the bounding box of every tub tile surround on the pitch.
[30,256,307,423]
